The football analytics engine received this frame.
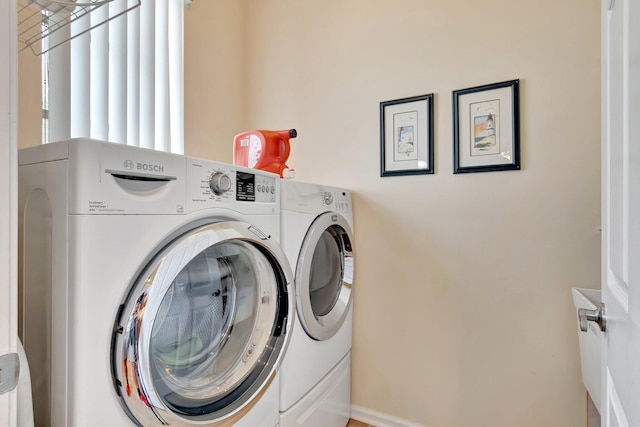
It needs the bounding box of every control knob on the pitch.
[209,172,232,195]
[323,192,333,205]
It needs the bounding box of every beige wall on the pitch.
[187,1,601,426]
[184,0,247,161]
[18,49,41,149]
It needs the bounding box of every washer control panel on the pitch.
[281,181,352,215]
[187,159,278,207]
[319,187,351,213]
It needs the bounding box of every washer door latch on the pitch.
[0,352,20,395]
[248,225,270,241]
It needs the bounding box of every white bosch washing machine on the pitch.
[279,180,354,427]
[18,139,294,427]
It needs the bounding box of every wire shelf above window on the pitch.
[18,0,141,56]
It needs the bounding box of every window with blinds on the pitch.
[46,0,185,154]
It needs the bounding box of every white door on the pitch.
[0,0,19,426]
[600,0,640,425]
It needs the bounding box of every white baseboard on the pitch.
[350,405,426,427]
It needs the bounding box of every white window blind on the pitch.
[51,0,184,153]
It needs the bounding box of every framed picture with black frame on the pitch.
[380,93,434,177]
[453,79,520,174]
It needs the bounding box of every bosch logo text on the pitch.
[137,163,164,172]
[123,160,165,172]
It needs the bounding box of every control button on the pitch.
[209,172,232,195]
[323,192,333,205]
[270,186,275,194]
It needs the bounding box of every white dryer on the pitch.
[18,139,294,427]
[279,180,354,427]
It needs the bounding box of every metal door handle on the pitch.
[578,303,606,332]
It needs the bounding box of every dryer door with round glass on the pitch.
[296,212,354,341]
[111,221,293,427]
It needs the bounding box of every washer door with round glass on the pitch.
[296,212,354,341]
[111,221,293,427]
